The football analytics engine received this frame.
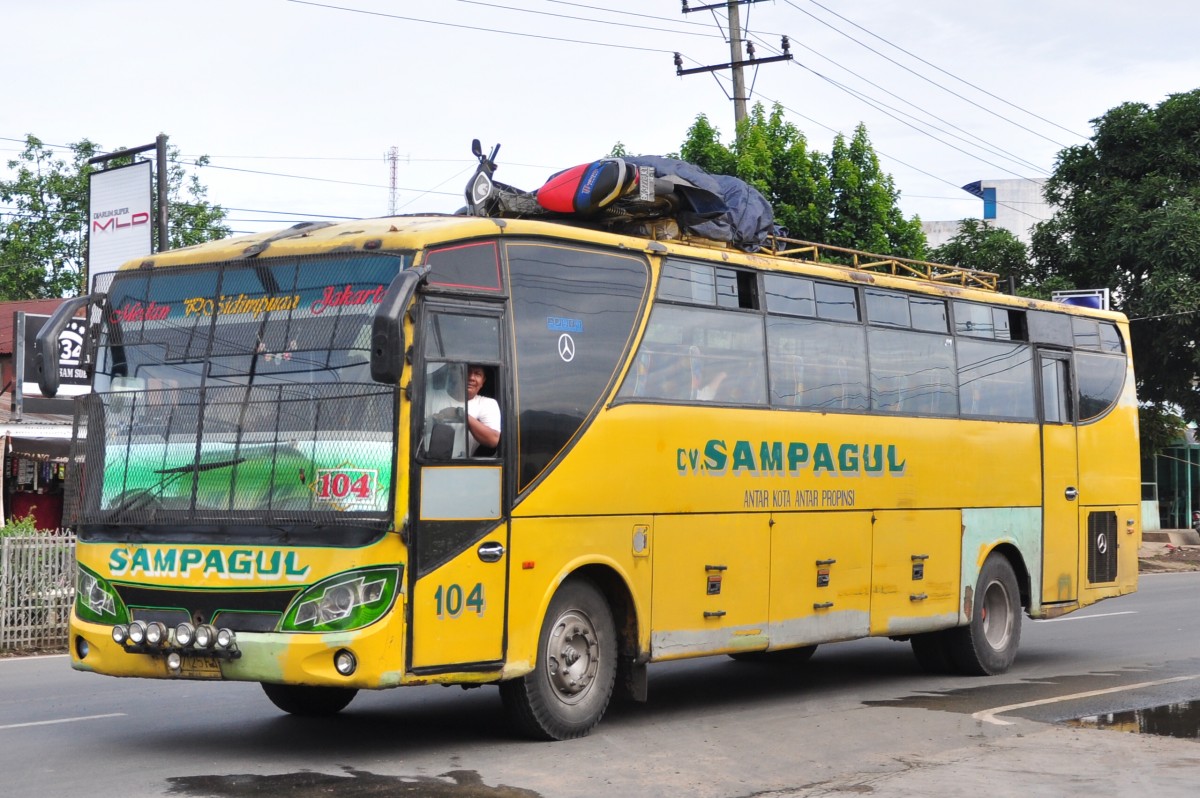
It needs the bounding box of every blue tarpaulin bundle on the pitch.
[623,155,776,252]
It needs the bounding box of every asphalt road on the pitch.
[3,572,1200,798]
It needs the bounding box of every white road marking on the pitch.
[972,674,1200,726]
[0,713,126,731]
[1035,610,1138,623]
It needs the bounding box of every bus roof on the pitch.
[121,214,1124,322]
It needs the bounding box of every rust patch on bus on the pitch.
[962,586,973,620]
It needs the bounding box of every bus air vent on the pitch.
[1087,511,1118,584]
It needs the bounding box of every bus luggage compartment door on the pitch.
[650,514,770,660]
[768,511,872,647]
[869,509,961,636]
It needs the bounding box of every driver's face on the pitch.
[466,366,486,398]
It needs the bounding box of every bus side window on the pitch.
[641,350,691,401]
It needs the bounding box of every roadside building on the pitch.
[0,299,77,529]
[923,178,1053,249]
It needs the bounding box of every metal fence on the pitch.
[0,531,75,651]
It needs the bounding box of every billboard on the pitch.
[1052,289,1110,311]
[88,160,153,286]
[14,312,90,417]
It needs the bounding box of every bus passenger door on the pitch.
[409,304,509,671]
[1039,351,1080,604]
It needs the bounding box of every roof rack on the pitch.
[765,235,999,291]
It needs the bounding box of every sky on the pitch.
[3,0,1199,238]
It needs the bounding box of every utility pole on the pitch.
[728,1,747,126]
[677,0,792,128]
[386,146,399,216]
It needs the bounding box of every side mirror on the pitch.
[35,293,105,398]
[370,270,424,384]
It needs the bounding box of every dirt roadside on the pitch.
[1139,541,1200,573]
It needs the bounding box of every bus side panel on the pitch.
[870,510,961,636]
[650,514,770,661]
[503,515,652,677]
[1078,504,1140,605]
[767,511,871,647]
[1076,397,1141,604]
[961,507,1041,617]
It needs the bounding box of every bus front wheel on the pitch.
[261,683,358,716]
[499,577,617,741]
[946,553,1022,676]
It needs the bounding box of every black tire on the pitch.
[729,645,818,664]
[946,553,1022,676]
[499,577,617,741]
[910,631,953,674]
[261,683,357,716]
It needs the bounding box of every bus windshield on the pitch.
[69,252,409,545]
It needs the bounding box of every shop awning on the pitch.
[2,428,74,460]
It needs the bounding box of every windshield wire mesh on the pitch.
[66,384,394,527]
[66,254,404,535]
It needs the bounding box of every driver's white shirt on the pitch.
[466,394,501,455]
[427,390,501,456]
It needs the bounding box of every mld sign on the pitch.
[88,160,153,285]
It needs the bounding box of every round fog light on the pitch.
[334,649,357,676]
[174,622,195,647]
[215,628,236,649]
[112,625,128,645]
[75,636,90,660]
[166,652,182,672]
[127,620,147,645]
[194,624,216,649]
[145,621,167,647]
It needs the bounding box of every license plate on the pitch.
[178,656,222,679]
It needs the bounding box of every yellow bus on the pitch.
[44,157,1139,741]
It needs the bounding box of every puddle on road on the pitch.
[1067,700,1200,740]
[166,767,542,797]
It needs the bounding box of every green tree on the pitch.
[929,218,1032,288]
[0,137,98,298]
[729,104,830,244]
[678,106,923,257]
[1031,89,1200,424]
[0,135,229,299]
[826,124,925,259]
[679,113,737,177]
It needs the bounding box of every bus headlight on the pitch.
[76,566,129,625]
[280,566,400,633]
[127,620,147,645]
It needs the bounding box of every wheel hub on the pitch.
[981,579,1013,650]
[546,612,600,703]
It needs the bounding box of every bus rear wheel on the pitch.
[499,577,617,741]
[946,553,1022,676]
[261,683,358,716]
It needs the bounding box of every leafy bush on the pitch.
[0,511,41,537]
